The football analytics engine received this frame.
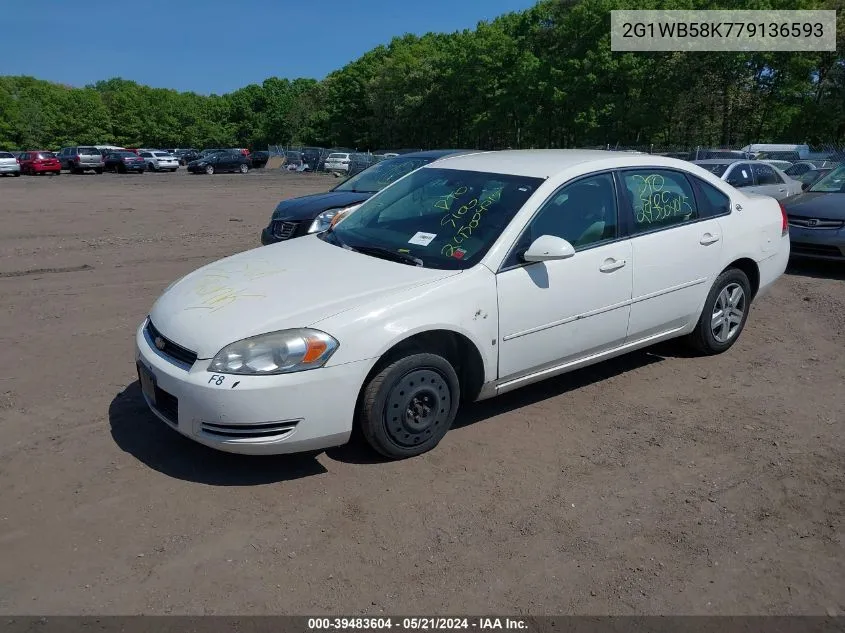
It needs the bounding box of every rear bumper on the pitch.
[0,164,20,173]
[788,226,845,261]
[31,164,61,172]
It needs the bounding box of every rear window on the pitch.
[0,152,14,159]
[79,147,101,155]
[37,152,56,159]
[328,153,348,159]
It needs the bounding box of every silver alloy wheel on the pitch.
[711,282,746,343]
[239,163,248,173]
[205,164,214,175]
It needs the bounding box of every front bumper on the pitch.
[135,320,369,455]
[788,226,845,261]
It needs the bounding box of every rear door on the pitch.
[619,167,725,341]
[750,163,789,199]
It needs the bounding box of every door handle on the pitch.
[700,233,721,245]
[599,258,626,272]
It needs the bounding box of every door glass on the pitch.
[752,163,782,185]
[622,169,698,234]
[725,164,753,188]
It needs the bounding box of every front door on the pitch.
[496,172,633,380]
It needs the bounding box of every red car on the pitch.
[19,150,62,175]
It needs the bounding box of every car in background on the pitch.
[785,161,823,178]
[139,150,179,172]
[0,151,21,176]
[139,150,789,458]
[57,146,104,174]
[693,159,802,200]
[688,149,751,161]
[759,159,794,171]
[261,150,474,245]
[324,152,352,174]
[174,149,201,165]
[283,151,303,169]
[249,151,270,168]
[18,151,61,175]
[104,151,146,173]
[187,150,250,175]
[782,164,845,261]
[798,167,834,191]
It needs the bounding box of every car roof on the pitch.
[432,149,714,178]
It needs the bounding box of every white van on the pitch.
[740,143,810,159]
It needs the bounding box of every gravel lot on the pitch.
[0,169,843,615]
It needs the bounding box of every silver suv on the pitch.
[57,146,104,174]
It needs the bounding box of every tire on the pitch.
[358,352,460,459]
[13,172,20,177]
[239,163,249,174]
[204,164,214,175]
[687,268,752,355]
[95,168,103,174]
[118,164,125,174]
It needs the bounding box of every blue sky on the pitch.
[2,0,538,94]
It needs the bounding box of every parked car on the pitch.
[301,147,324,171]
[688,149,750,161]
[693,159,802,200]
[138,150,179,172]
[104,151,146,173]
[57,146,104,174]
[324,152,353,174]
[759,159,794,171]
[784,161,823,178]
[0,151,21,176]
[782,164,845,261]
[261,150,474,245]
[798,167,834,190]
[283,151,303,169]
[186,150,250,175]
[18,150,61,175]
[250,151,270,168]
[174,149,200,165]
[135,150,789,459]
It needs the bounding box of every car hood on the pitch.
[148,236,460,359]
[782,192,845,220]
[271,191,374,221]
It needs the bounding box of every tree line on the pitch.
[1,0,843,152]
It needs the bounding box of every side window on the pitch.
[693,177,731,217]
[621,169,697,234]
[503,172,618,268]
[753,163,782,185]
[726,164,753,188]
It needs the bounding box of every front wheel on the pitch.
[239,163,249,174]
[95,168,103,174]
[358,353,460,459]
[204,164,214,175]
[687,268,752,355]
[13,172,20,177]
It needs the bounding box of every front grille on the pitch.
[788,216,844,230]
[145,319,198,367]
[270,219,299,240]
[790,242,844,257]
[152,386,179,425]
[200,420,299,441]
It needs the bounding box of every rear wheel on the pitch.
[239,163,249,174]
[95,168,103,174]
[13,171,20,177]
[687,268,752,355]
[117,164,126,174]
[205,164,214,175]
[358,353,460,459]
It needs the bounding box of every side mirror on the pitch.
[522,235,576,262]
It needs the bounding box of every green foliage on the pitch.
[1,0,843,151]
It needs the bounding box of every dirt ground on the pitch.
[0,168,843,616]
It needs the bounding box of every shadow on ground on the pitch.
[326,346,668,465]
[786,259,845,281]
[109,381,327,484]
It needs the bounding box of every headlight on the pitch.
[208,328,339,375]
[308,204,362,233]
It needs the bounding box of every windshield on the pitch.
[153,152,171,157]
[697,163,731,177]
[322,167,543,270]
[334,156,432,193]
[328,153,347,159]
[809,165,845,193]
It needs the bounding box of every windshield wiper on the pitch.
[349,245,424,267]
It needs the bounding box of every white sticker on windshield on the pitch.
[408,231,437,246]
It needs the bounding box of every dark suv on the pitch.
[57,146,105,174]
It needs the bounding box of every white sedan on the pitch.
[135,150,790,459]
[139,150,179,172]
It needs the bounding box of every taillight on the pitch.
[74,154,81,163]
[779,202,788,236]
